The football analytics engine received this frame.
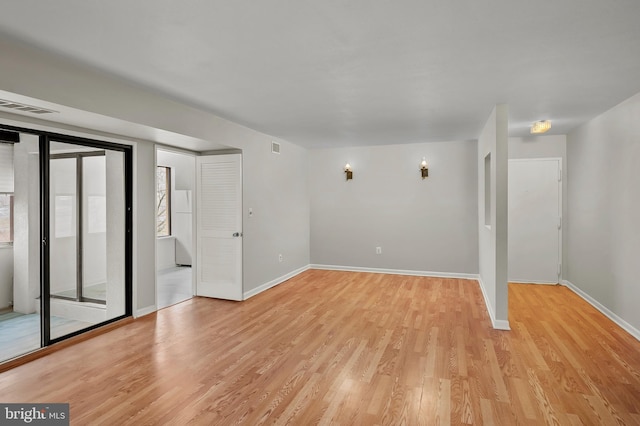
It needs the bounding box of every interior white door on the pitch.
[196,154,243,300]
[508,158,562,284]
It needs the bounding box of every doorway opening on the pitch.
[156,149,195,309]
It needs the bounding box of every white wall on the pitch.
[309,141,478,275]
[0,37,310,312]
[82,155,107,286]
[156,237,176,270]
[0,247,12,309]
[49,156,78,294]
[12,134,40,314]
[478,105,509,330]
[566,91,640,335]
[0,143,13,309]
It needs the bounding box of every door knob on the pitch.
[232,232,243,237]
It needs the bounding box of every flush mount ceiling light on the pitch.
[530,120,551,134]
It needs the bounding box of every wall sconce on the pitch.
[420,157,429,179]
[344,163,353,181]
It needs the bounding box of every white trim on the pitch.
[243,265,310,300]
[493,319,511,330]
[135,305,157,318]
[477,276,511,330]
[309,264,479,280]
[509,279,558,285]
[562,280,640,342]
[508,157,563,163]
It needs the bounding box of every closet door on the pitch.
[196,154,243,300]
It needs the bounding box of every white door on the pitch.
[196,154,243,300]
[508,158,562,284]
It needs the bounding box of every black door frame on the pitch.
[0,123,133,347]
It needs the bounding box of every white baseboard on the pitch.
[309,264,479,280]
[135,305,157,318]
[509,279,558,285]
[477,276,511,331]
[243,265,310,300]
[562,280,640,342]
[493,319,511,330]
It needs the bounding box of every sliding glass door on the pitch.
[47,139,130,342]
[0,125,132,363]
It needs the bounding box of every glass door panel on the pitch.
[82,154,107,303]
[49,157,78,301]
[49,141,126,340]
[0,132,41,362]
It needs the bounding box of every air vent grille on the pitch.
[0,99,57,115]
[271,141,281,154]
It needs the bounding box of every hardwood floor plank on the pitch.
[479,398,496,426]
[483,338,510,403]
[1,272,639,425]
[511,377,538,420]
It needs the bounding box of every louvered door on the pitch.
[196,154,243,300]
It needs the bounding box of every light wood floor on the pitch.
[1,270,639,425]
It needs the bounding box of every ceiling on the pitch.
[1,1,639,148]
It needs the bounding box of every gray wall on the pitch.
[135,142,157,312]
[242,139,309,294]
[567,92,640,333]
[478,105,509,329]
[309,141,478,274]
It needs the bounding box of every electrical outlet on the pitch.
[278,254,283,262]
[376,247,382,255]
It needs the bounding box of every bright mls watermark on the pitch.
[1,404,69,425]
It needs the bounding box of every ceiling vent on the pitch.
[271,141,281,154]
[0,99,58,115]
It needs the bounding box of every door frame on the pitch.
[508,157,563,284]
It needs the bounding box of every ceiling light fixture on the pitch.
[530,120,551,134]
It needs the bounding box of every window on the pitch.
[156,166,171,236]
[0,193,14,244]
